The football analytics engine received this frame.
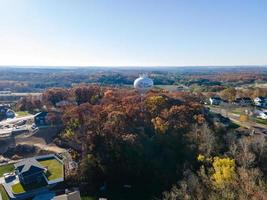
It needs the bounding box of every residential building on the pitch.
[14,158,46,184]
[5,109,15,118]
[254,96,267,107]
[234,97,253,106]
[209,97,222,105]
[0,104,15,120]
[257,111,267,120]
[34,112,48,126]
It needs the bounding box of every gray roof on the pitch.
[14,158,45,173]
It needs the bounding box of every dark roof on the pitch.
[14,158,45,174]
[35,112,48,118]
[210,97,221,100]
[235,97,252,102]
[256,96,266,100]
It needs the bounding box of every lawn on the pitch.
[11,180,47,194]
[231,107,244,115]
[11,182,25,194]
[0,185,9,200]
[0,164,14,177]
[255,118,267,125]
[16,111,30,117]
[38,158,64,181]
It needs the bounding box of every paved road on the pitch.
[209,106,267,135]
[0,92,41,97]
[0,115,35,140]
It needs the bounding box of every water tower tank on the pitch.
[134,75,154,92]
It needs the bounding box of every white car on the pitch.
[257,112,267,120]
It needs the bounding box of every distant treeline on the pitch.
[0,67,267,92]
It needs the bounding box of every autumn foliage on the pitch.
[17,85,267,199]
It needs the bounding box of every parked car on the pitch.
[31,123,36,129]
[16,120,27,126]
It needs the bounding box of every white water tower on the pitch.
[133,74,154,93]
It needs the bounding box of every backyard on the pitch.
[0,164,14,177]
[0,185,9,200]
[7,156,63,195]
[16,111,30,117]
[38,157,64,181]
[12,179,47,194]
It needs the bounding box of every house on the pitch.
[234,97,253,106]
[34,112,48,126]
[5,109,15,118]
[14,158,46,184]
[254,96,267,107]
[1,155,64,200]
[241,97,253,106]
[257,111,267,120]
[209,97,222,105]
[0,104,15,120]
[0,104,10,111]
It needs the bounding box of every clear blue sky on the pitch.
[0,0,266,66]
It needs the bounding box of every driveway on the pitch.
[0,177,4,184]
[0,115,34,127]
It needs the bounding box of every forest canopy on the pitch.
[17,85,267,200]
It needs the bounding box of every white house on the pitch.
[254,96,267,107]
[257,110,267,120]
[209,97,222,105]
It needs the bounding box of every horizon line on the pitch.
[0,65,267,69]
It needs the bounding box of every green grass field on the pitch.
[38,158,64,181]
[255,118,267,125]
[0,185,9,200]
[0,164,14,177]
[16,111,30,117]
[11,183,25,194]
[11,180,47,194]
[231,108,244,115]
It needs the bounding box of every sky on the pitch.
[0,0,267,67]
